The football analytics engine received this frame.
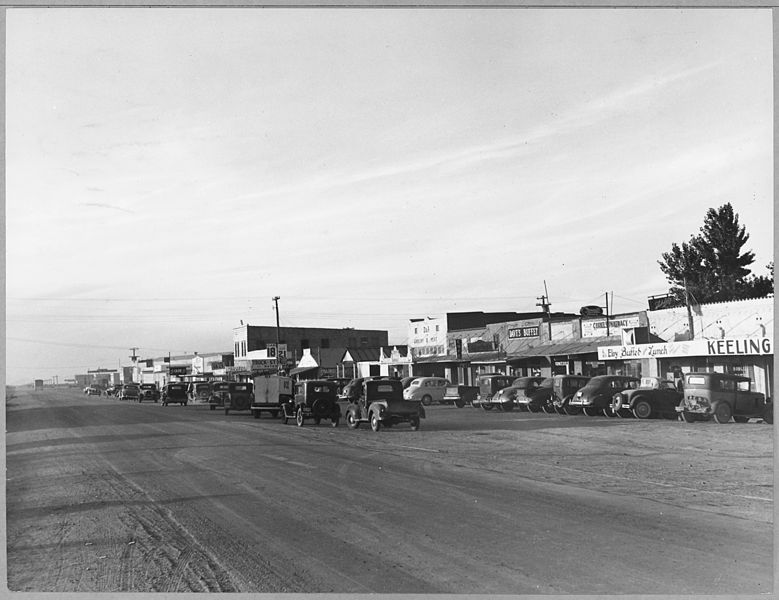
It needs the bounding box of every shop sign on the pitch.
[582,316,641,338]
[508,326,540,339]
[598,337,773,360]
[169,366,188,376]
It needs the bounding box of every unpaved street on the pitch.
[5,387,774,594]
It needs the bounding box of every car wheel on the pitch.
[331,415,340,427]
[421,395,432,406]
[346,409,359,429]
[528,404,540,413]
[410,416,420,431]
[296,407,305,427]
[370,411,381,432]
[602,406,616,418]
[633,400,653,420]
[713,402,733,424]
[565,405,582,415]
[482,404,494,411]
[582,406,601,417]
[681,410,696,423]
[542,402,556,414]
[502,402,514,412]
[454,399,465,408]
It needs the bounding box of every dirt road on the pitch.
[5,387,774,594]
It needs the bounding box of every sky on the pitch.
[4,7,774,386]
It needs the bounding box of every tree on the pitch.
[742,261,774,298]
[658,203,762,304]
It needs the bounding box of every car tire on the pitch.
[454,399,465,408]
[502,402,514,412]
[542,402,556,414]
[296,407,305,427]
[410,416,420,431]
[602,406,617,418]
[331,415,340,427]
[681,410,696,423]
[564,405,581,415]
[482,404,493,411]
[421,395,432,406]
[370,411,381,432]
[713,402,733,424]
[346,409,359,429]
[528,404,540,413]
[633,400,653,420]
[582,406,601,417]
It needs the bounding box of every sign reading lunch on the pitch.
[598,337,773,360]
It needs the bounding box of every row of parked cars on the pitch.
[445,371,773,424]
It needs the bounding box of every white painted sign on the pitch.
[582,316,641,338]
[598,337,773,360]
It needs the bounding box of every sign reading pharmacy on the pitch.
[598,337,773,360]
[582,315,641,338]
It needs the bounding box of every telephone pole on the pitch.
[536,281,552,339]
[272,296,281,373]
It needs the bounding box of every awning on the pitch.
[506,336,623,360]
[290,365,318,376]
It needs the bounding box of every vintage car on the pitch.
[403,376,451,405]
[84,386,102,396]
[187,382,212,404]
[490,376,547,412]
[119,384,141,401]
[339,376,388,401]
[138,383,160,403]
[208,381,231,410]
[251,375,292,418]
[281,379,341,426]
[442,384,479,408]
[222,381,254,415]
[610,376,681,419]
[161,383,189,406]
[568,375,640,416]
[345,378,425,431]
[473,374,516,410]
[547,375,591,415]
[676,372,772,424]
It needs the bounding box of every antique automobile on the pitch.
[208,381,231,410]
[548,375,591,415]
[138,383,160,403]
[281,379,341,427]
[473,374,516,411]
[187,382,212,404]
[676,372,772,424]
[610,376,681,419]
[339,376,388,402]
[84,386,102,396]
[119,384,141,402]
[345,378,425,431]
[161,382,189,406]
[568,375,640,416]
[251,375,292,419]
[223,381,254,415]
[403,376,450,405]
[490,376,547,412]
[442,384,479,408]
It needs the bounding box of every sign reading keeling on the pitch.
[598,337,773,360]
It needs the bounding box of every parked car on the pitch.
[676,372,772,424]
[339,376,387,402]
[442,384,479,408]
[400,376,417,389]
[161,383,188,406]
[281,379,341,426]
[548,375,592,415]
[345,378,425,431]
[188,382,212,404]
[610,376,681,419]
[84,386,102,396]
[403,376,451,405]
[209,381,231,410]
[568,375,640,416]
[222,381,254,415]
[327,377,351,395]
[473,374,516,410]
[138,383,160,403]
[489,376,547,412]
[119,384,141,401]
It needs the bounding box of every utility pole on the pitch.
[129,348,139,363]
[683,277,695,339]
[536,281,552,339]
[272,296,281,373]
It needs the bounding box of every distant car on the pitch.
[490,376,546,412]
[346,378,425,431]
[676,372,772,424]
[282,379,341,426]
[161,383,188,406]
[403,376,450,405]
[568,375,640,417]
[400,376,417,389]
[473,374,516,410]
[187,382,212,403]
[209,381,231,411]
[223,381,254,415]
[548,375,592,415]
[119,384,141,401]
[442,384,479,408]
[84,386,102,396]
[610,376,681,419]
[138,383,160,403]
[339,376,387,401]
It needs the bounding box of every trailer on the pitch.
[251,374,293,419]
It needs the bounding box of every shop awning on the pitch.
[290,365,318,376]
[506,336,622,360]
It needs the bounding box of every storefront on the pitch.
[597,336,774,397]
